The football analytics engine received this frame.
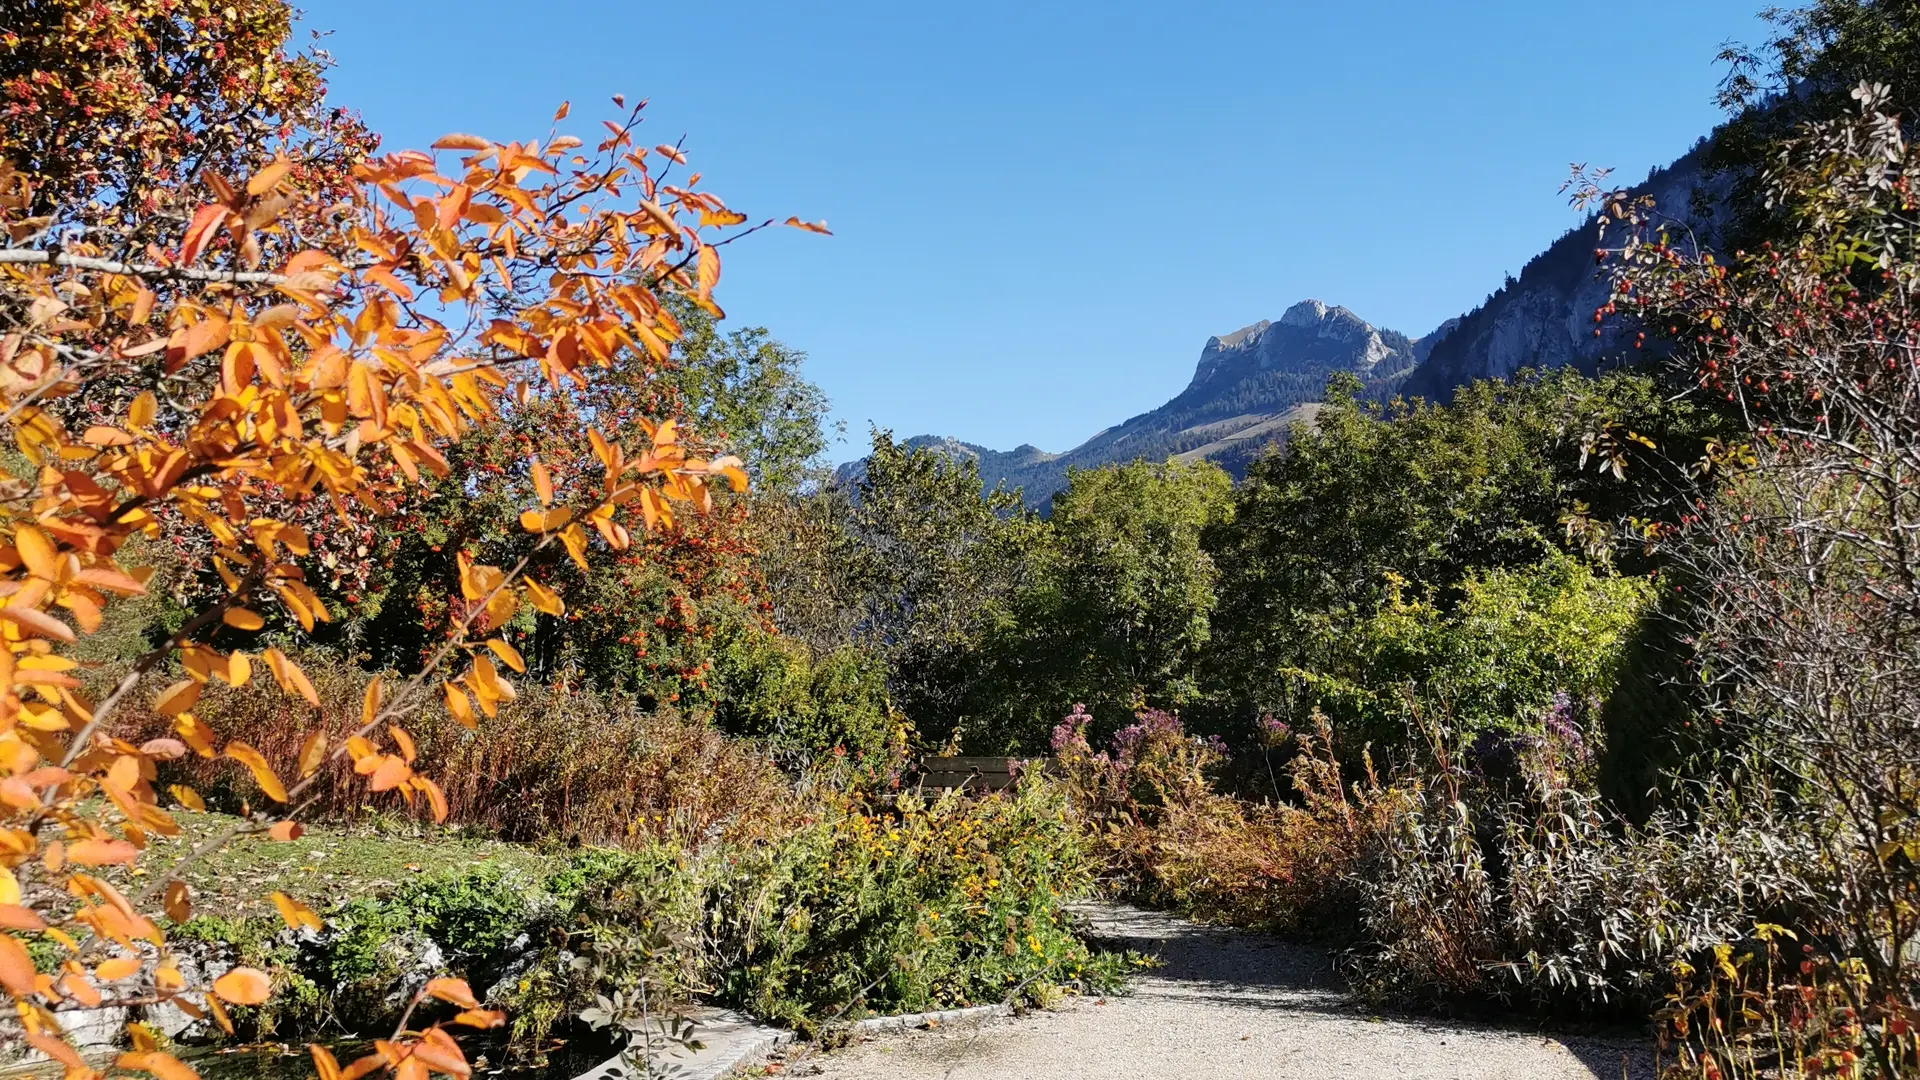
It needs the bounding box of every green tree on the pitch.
[831,432,1048,740]
[1013,460,1233,738]
[1204,368,1714,747]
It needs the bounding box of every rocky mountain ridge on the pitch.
[840,299,1442,506]
[850,139,1722,507]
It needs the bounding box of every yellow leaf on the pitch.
[227,650,252,688]
[362,676,384,728]
[129,392,157,429]
[14,527,56,578]
[223,608,265,631]
[0,867,15,907]
[153,679,202,717]
[443,682,475,729]
[559,526,588,571]
[297,731,327,779]
[486,639,526,673]
[263,649,319,706]
[525,579,565,616]
[470,654,510,700]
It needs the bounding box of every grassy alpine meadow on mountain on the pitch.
[1,0,1918,1078]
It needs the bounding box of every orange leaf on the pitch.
[431,134,492,152]
[0,604,75,643]
[443,683,475,729]
[212,967,272,1005]
[25,1032,85,1070]
[424,977,479,1008]
[163,879,191,923]
[388,724,416,764]
[95,955,141,982]
[83,425,136,447]
[246,157,292,196]
[311,1045,343,1080]
[179,204,229,266]
[532,460,554,506]
[452,1009,505,1029]
[223,608,265,631]
[267,820,304,842]
[368,755,411,793]
[0,934,35,995]
[271,892,323,932]
[524,579,565,617]
[0,904,46,931]
[69,837,139,866]
[224,741,288,802]
[143,1052,202,1080]
[415,776,448,823]
[411,1038,469,1078]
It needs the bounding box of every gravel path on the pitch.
[791,903,1654,1080]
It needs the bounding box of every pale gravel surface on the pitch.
[791,902,1654,1080]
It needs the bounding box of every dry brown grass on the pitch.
[131,655,802,847]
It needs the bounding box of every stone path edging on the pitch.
[568,1000,1014,1080]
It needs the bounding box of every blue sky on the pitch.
[314,0,1769,461]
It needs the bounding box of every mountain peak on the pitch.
[1279,298,1332,326]
[1189,300,1412,393]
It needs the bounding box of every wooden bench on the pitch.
[906,756,1019,795]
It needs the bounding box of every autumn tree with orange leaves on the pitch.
[0,2,826,1074]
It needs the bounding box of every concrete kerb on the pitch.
[568,1002,1014,1080]
[837,1003,1010,1037]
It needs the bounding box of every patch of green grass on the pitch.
[135,810,560,919]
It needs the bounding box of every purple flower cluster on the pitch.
[1256,713,1292,749]
[1050,703,1094,758]
[1111,708,1186,760]
[1544,691,1590,762]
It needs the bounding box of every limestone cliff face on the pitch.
[1405,143,1724,399]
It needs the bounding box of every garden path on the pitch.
[790,902,1655,1080]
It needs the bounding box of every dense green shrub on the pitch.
[1284,552,1652,757]
[708,627,903,764]
[178,776,1121,1053]
[1204,368,1715,752]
